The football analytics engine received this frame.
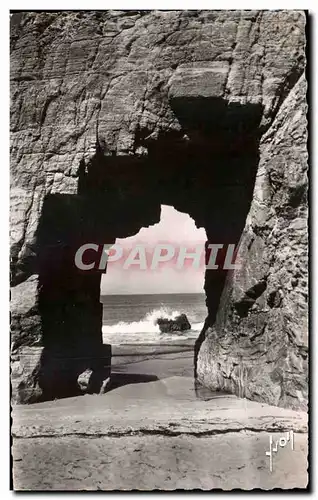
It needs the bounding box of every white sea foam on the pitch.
[102,307,203,343]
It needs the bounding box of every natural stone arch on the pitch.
[10,11,307,408]
[17,97,261,401]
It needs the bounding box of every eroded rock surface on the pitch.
[197,75,308,411]
[10,11,308,406]
[157,313,191,333]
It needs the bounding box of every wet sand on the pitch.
[12,343,308,490]
[110,341,196,389]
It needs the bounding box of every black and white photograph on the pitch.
[9,5,309,491]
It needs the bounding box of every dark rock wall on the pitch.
[197,76,308,410]
[10,11,307,406]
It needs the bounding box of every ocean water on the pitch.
[101,293,206,344]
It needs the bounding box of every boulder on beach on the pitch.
[77,369,94,393]
[157,314,191,334]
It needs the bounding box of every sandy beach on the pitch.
[110,340,195,385]
[12,342,308,490]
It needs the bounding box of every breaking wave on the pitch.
[102,307,204,336]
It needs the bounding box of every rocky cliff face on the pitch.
[197,75,308,410]
[10,11,307,407]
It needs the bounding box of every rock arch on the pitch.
[10,11,308,408]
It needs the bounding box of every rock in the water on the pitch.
[157,314,191,334]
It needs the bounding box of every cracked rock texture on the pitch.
[197,74,308,410]
[10,11,308,407]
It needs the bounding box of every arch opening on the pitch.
[100,204,208,389]
[31,98,262,401]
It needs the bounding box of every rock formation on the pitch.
[10,10,308,407]
[197,75,308,411]
[157,314,191,333]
